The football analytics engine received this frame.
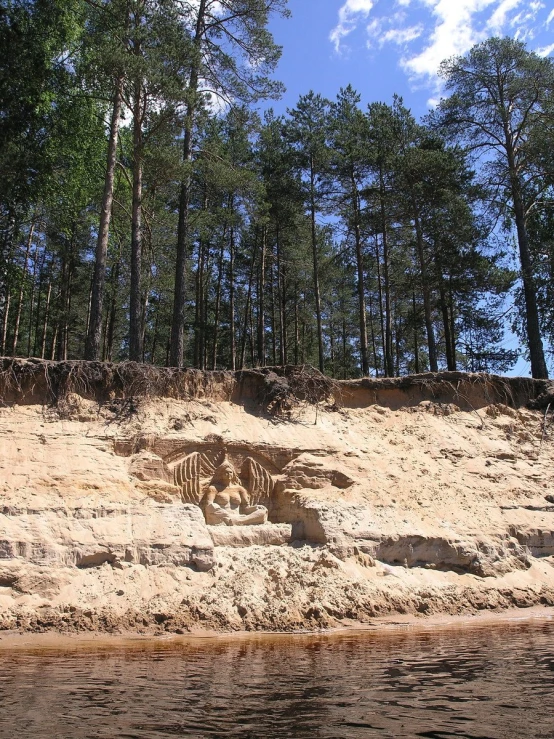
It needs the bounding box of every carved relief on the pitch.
[170,448,275,527]
[127,442,356,530]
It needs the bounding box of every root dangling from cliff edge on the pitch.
[1,357,552,415]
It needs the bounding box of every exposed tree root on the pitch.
[0,358,552,417]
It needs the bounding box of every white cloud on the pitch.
[331,0,554,85]
[380,25,424,46]
[403,0,498,78]
[330,0,374,52]
[487,0,523,32]
[537,42,554,56]
[509,1,545,40]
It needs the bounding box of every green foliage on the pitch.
[3,13,544,377]
[434,36,554,377]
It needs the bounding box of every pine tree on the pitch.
[169,0,289,367]
[435,37,554,378]
[329,86,372,376]
[82,0,129,360]
[285,92,332,372]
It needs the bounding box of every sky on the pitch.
[267,0,554,376]
[268,0,554,117]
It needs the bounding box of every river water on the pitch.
[0,619,553,739]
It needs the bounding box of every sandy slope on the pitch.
[1,362,554,633]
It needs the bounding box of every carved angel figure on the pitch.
[204,459,267,526]
[172,451,273,527]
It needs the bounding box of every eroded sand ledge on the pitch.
[1,358,554,635]
[1,607,554,653]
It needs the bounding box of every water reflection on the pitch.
[0,621,553,738]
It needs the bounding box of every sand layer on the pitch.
[1,360,554,634]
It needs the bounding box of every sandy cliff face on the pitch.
[1,359,554,633]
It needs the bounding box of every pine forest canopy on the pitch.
[0,3,553,379]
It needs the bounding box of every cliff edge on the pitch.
[1,358,554,634]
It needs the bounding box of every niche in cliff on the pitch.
[121,436,359,541]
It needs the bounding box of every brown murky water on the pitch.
[1,620,553,738]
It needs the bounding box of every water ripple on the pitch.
[0,620,553,738]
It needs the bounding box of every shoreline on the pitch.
[1,605,553,653]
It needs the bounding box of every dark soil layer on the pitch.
[1,357,553,414]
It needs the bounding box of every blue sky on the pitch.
[267,0,554,376]
[268,0,554,116]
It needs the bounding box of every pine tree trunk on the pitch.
[150,309,159,364]
[448,280,456,368]
[270,257,277,366]
[294,295,299,365]
[301,313,305,363]
[329,308,335,377]
[12,220,34,355]
[374,235,386,375]
[102,303,110,361]
[129,79,144,362]
[342,316,347,380]
[310,156,325,372]
[411,198,438,372]
[395,308,402,376]
[27,243,38,358]
[257,226,266,366]
[507,149,548,378]
[0,212,16,353]
[40,281,51,359]
[84,273,93,349]
[105,289,118,363]
[211,235,225,370]
[434,247,455,371]
[412,291,420,374]
[497,83,548,379]
[56,230,75,361]
[379,170,394,377]
[439,283,455,371]
[63,257,74,360]
[351,172,369,376]
[240,247,256,369]
[1,290,10,356]
[202,253,210,371]
[229,216,236,370]
[170,0,207,367]
[368,290,379,372]
[193,240,201,368]
[248,302,255,367]
[33,245,48,357]
[50,325,58,361]
[194,193,209,369]
[85,77,123,360]
[104,249,121,361]
[276,223,286,365]
[141,291,149,363]
[57,235,75,361]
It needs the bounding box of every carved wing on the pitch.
[241,457,274,507]
[200,447,226,477]
[173,452,202,504]
[173,448,227,505]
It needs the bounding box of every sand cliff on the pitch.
[1,358,554,634]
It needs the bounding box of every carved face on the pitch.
[213,461,236,486]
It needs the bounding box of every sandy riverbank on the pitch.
[1,360,554,635]
[1,605,553,653]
